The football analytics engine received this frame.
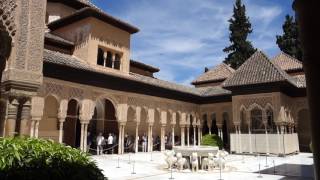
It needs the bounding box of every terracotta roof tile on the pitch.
[192,63,235,85]
[223,51,296,88]
[272,52,303,72]
[43,49,231,97]
[45,33,74,46]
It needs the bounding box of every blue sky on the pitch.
[91,0,295,86]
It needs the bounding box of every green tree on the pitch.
[276,15,302,61]
[223,0,256,69]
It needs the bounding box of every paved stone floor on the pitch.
[91,152,314,180]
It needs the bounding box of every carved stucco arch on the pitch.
[247,103,264,112]
[0,0,17,38]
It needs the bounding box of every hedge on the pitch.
[0,137,107,180]
[201,134,223,149]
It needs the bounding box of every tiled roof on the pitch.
[223,51,296,88]
[130,60,160,73]
[197,86,232,96]
[272,52,303,72]
[43,49,231,97]
[48,7,139,34]
[192,63,235,85]
[45,33,74,46]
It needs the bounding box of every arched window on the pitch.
[240,110,247,132]
[251,108,264,134]
[105,51,113,68]
[97,48,104,66]
[114,54,121,70]
[266,108,275,133]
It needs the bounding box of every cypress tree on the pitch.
[223,0,256,69]
[276,15,302,61]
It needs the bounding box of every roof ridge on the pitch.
[223,50,296,87]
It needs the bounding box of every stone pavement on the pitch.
[91,152,314,180]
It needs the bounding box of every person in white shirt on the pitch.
[96,132,105,155]
[107,133,113,154]
[142,134,147,152]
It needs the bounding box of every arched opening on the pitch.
[297,109,311,152]
[138,108,148,151]
[266,108,276,133]
[88,98,118,153]
[202,114,209,135]
[39,95,59,142]
[222,112,229,149]
[251,108,264,134]
[154,109,161,151]
[174,112,181,146]
[63,99,80,148]
[0,28,12,83]
[240,110,247,133]
[211,113,218,135]
[189,115,194,145]
[124,106,136,152]
[165,112,172,149]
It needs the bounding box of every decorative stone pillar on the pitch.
[58,100,68,143]
[135,122,139,153]
[160,124,166,151]
[5,99,19,137]
[193,125,197,146]
[277,125,281,155]
[262,111,270,155]
[30,97,44,138]
[248,124,253,154]
[79,99,95,152]
[186,125,190,146]
[197,124,201,146]
[20,99,31,136]
[118,123,126,154]
[238,125,242,153]
[171,125,175,147]
[147,124,154,152]
[180,125,185,146]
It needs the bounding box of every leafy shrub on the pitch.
[0,137,107,180]
[201,134,223,149]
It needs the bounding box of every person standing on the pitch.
[142,134,147,152]
[87,132,92,153]
[107,133,113,154]
[96,132,104,155]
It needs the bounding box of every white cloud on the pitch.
[96,0,286,85]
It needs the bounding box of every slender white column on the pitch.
[58,121,64,143]
[193,126,196,146]
[171,126,175,147]
[150,125,153,152]
[160,125,166,151]
[198,127,201,146]
[265,125,270,155]
[122,125,125,154]
[80,123,85,151]
[248,124,253,154]
[135,123,139,153]
[238,126,242,153]
[118,124,122,154]
[277,125,281,155]
[181,125,185,146]
[235,125,239,153]
[34,121,39,138]
[186,125,190,146]
[83,124,88,152]
[29,120,35,138]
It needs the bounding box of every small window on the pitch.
[105,51,113,68]
[114,54,121,70]
[97,48,104,66]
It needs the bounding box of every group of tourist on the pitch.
[86,132,117,155]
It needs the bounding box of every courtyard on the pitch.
[92,152,314,180]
